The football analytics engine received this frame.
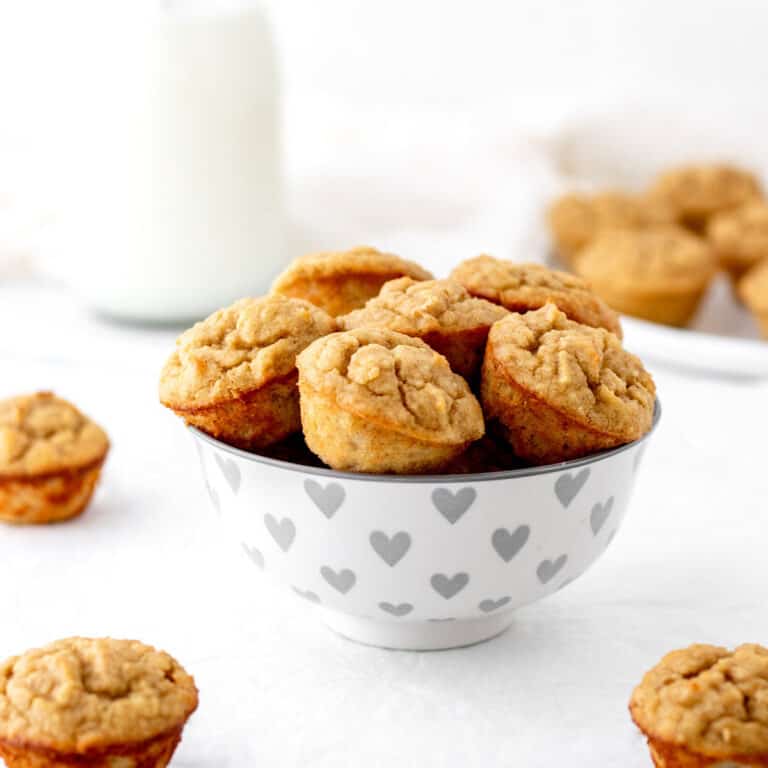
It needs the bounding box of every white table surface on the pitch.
[1,278,767,768]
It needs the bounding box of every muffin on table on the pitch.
[0,392,109,524]
[159,295,336,449]
[339,277,508,379]
[707,201,768,285]
[630,643,768,767]
[739,259,768,339]
[450,255,622,337]
[297,328,485,474]
[649,163,762,231]
[0,637,198,768]
[575,227,717,327]
[481,303,655,465]
[270,246,433,317]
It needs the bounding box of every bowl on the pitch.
[191,402,660,651]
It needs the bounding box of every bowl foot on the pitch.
[320,610,514,651]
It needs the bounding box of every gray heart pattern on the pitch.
[292,586,321,603]
[370,531,411,567]
[554,469,590,508]
[264,514,296,552]
[206,482,220,514]
[590,497,614,535]
[432,487,476,524]
[431,572,469,599]
[537,555,568,584]
[241,543,264,569]
[304,479,345,519]
[479,596,511,613]
[379,602,413,617]
[215,453,241,494]
[321,566,356,594]
[492,526,530,562]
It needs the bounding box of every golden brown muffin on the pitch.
[650,164,762,231]
[339,277,508,379]
[270,246,434,317]
[0,637,198,768]
[159,295,336,449]
[708,202,768,284]
[449,255,623,338]
[547,190,676,263]
[630,643,768,767]
[297,328,485,474]
[575,227,717,327]
[0,392,109,524]
[739,259,768,339]
[481,303,655,465]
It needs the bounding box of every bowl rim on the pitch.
[190,399,661,485]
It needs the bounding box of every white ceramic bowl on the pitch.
[191,403,660,651]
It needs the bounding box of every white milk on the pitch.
[52,2,282,322]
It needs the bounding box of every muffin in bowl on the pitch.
[739,259,768,339]
[159,295,336,449]
[339,277,508,379]
[707,201,768,285]
[271,246,433,317]
[0,392,109,524]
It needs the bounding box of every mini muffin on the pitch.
[707,201,768,284]
[0,392,109,524]
[0,637,198,768]
[159,295,336,449]
[297,328,485,473]
[575,227,717,327]
[271,246,434,316]
[481,303,655,465]
[547,190,676,263]
[739,259,768,338]
[649,164,762,231]
[630,643,768,767]
[339,277,508,379]
[450,255,622,337]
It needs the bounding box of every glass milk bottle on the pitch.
[52,1,282,322]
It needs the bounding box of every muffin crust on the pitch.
[708,202,768,282]
[739,260,768,338]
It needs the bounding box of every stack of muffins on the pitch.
[548,163,768,335]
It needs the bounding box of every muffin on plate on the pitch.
[575,227,717,327]
[630,643,768,767]
[481,303,655,465]
[649,163,762,231]
[297,327,485,473]
[0,392,109,524]
[547,190,676,264]
[271,246,433,317]
[339,277,508,379]
[450,255,622,337]
[707,201,768,285]
[739,259,768,339]
[0,637,198,768]
[159,295,336,449]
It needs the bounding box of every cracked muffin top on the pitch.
[576,227,717,292]
[650,164,762,222]
[740,260,768,312]
[450,255,622,337]
[630,644,768,756]
[708,202,768,268]
[340,277,507,335]
[0,393,108,479]
[159,295,336,410]
[297,328,484,444]
[0,637,198,753]
[487,304,655,437]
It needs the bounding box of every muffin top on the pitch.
[630,643,768,757]
[0,392,108,479]
[650,164,762,222]
[0,637,198,754]
[486,304,655,437]
[159,295,336,410]
[450,255,622,337]
[708,202,768,269]
[340,277,507,335]
[576,227,717,292]
[740,259,768,313]
[297,328,484,445]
